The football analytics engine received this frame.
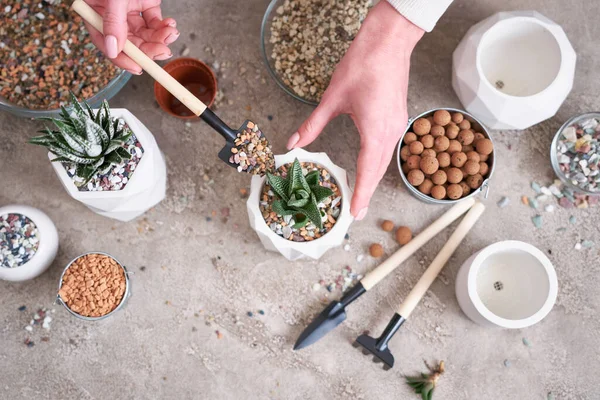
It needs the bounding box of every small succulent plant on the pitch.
[405,360,445,400]
[266,158,334,229]
[29,93,132,186]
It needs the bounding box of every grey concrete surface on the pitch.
[1,0,599,399]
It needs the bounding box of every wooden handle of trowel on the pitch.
[360,197,476,291]
[397,202,485,318]
[72,0,207,116]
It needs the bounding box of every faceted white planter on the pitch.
[452,11,576,130]
[247,148,353,261]
[0,205,59,282]
[455,241,558,329]
[49,109,166,222]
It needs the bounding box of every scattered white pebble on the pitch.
[343,244,350,251]
[5,5,11,12]
[24,325,33,332]
[35,12,45,20]
[312,283,321,291]
[545,205,555,213]
[574,242,582,250]
[356,254,364,263]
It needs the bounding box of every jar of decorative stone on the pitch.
[0,205,59,282]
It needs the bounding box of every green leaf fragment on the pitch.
[310,185,334,204]
[305,170,319,186]
[271,199,296,216]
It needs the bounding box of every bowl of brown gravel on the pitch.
[57,252,131,321]
[261,0,371,105]
[0,0,130,118]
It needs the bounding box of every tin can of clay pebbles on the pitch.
[56,251,132,321]
[396,107,496,204]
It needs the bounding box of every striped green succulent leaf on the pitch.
[116,147,132,160]
[48,146,96,164]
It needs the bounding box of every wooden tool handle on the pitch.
[72,0,207,117]
[360,197,475,291]
[397,201,485,318]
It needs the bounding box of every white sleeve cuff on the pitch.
[385,0,454,32]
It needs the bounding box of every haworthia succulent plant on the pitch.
[29,93,133,187]
[266,158,334,229]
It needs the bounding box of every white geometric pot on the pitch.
[0,205,59,282]
[247,148,353,261]
[452,11,576,130]
[455,240,558,329]
[49,109,166,222]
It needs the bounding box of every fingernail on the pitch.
[154,52,173,60]
[105,35,118,59]
[165,32,180,45]
[287,132,300,150]
[167,21,176,27]
[355,207,368,221]
[128,69,142,75]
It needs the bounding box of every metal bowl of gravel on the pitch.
[260,0,370,106]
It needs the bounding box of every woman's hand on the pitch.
[287,1,424,220]
[83,0,179,74]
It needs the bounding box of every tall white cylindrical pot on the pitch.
[452,11,576,130]
[455,240,558,329]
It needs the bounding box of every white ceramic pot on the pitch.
[49,109,166,222]
[247,148,353,261]
[0,205,59,282]
[452,11,576,130]
[455,240,558,329]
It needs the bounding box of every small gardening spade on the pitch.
[294,198,476,350]
[71,0,275,176]
[354,201,485,370]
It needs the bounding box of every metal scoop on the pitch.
[72,0,275,176]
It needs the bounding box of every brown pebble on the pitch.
[464,160,480,175]
[451,112,464,124]
[462,145,474,153]
[430,125,445,138]
[433,136,450,152]
[466,151,480,162]
[406,155,421,170]
[402,163,410,174]
[433,110,452,126]
[445,124,460,139]
[369,243,384,258]
[418,179,434,195]
[475,138,494,155]
[413,118,431,136]
[459,119,471,130]
[395,226,412,245]
[458,130,474,146]
[431,170,447,185]
[451,152,467,168]
[459,181,471,196]
[420,156,439,175]
[431,185,446,200]
[381,220,394,232]
[404,132,417,144]
[408,169,425,186]
[447,183,463,200]
[479,153,489,162]
[422,149,437,158]
[447,140,462,154]
[409,141,424,155]
[420,134,434,149]
[479,162,489,176]
[466,174,483,189]
[400,146,411,161]
[447,167,463,184]
[437,152,451,168]
[474,132,486,141]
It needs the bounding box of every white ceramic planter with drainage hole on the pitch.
[247,148,353,261]
[455,240,558,329]
[0,205,59,282]
[453,11,576,130]
[49,109,166,222]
